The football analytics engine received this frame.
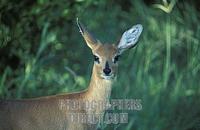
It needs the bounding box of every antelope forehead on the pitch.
[95,44,117,57]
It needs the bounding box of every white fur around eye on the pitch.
[118,24,143,51]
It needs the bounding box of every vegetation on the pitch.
[0,0,200,129]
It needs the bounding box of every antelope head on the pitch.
[77,18,143,80]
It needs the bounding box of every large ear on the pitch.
[76,18,99,50]
[117,24,143,54]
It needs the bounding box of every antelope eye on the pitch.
[114,55,120,63]
[93,55,100,63]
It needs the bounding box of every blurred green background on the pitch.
[0,0,200,129]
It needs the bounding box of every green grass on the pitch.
[0,0,200,130]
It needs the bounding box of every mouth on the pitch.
[101,74,114,80]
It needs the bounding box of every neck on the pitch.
[86,66,113,103]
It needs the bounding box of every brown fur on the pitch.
[0,44,119,130]
[0,19,142,130]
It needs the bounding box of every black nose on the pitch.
[103,68,111,75]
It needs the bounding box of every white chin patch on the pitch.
[101,75,113,80]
